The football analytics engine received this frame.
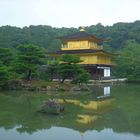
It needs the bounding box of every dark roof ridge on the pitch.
[58,30,104,43]
[48,49,114,56]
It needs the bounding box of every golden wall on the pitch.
[89,42,103,50]
[61,40,102,50]
[97,54,112,65]
[80,55,97,64]
[49,53,112,65]
[79,54,112,65]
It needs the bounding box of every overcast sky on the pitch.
[0,0,140,28]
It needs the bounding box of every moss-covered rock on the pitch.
[37,99,64,115]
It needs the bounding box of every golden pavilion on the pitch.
[49,28,114,79]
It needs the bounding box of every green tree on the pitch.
[72,69,90,85]
[1,21,140,52]
[38,61,59,81]
[58,54,89,83]
[15,44,46,80]
[113,40,140,81]
[0,48,14,88]
[0,62,10,88]
[0,48,14,65]
[47,62,59,81]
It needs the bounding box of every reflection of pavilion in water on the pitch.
[58,86,113,128]
[0,87,140,137]
[96,86,111,99]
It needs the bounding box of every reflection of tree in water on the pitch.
[0,86,140,135]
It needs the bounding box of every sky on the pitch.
[0,0,140,28]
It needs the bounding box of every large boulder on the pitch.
[37,99,64,115]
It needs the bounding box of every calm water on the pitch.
[0,84,140,140]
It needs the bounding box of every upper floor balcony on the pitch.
[61,41,103,50]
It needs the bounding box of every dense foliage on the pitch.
[0,21,140,52]
[0,48,14,88]
[113,40,140,82]
[59,54,89,83]
[0,20,140,83]
[0,63,9,87]
[14,44,46,80]
[40,54,90,83]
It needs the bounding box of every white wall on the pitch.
[104,67,110,77]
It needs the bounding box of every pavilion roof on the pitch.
[48,49,113,56]
[58,31,104,43]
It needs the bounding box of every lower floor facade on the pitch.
[83,65,111,80]
[48,50,114,80]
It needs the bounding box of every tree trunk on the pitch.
[61,78,65,83]
[27,70,32,80]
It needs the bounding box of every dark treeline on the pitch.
[0,44,90,89]
[0,20,140,85]
[0,20,140,52]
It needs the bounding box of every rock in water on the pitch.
[37,99,64,115]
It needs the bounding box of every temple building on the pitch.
[49,28,114,79]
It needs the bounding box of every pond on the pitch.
[0,83,140,140]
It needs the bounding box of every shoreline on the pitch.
[0,78,129,91]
